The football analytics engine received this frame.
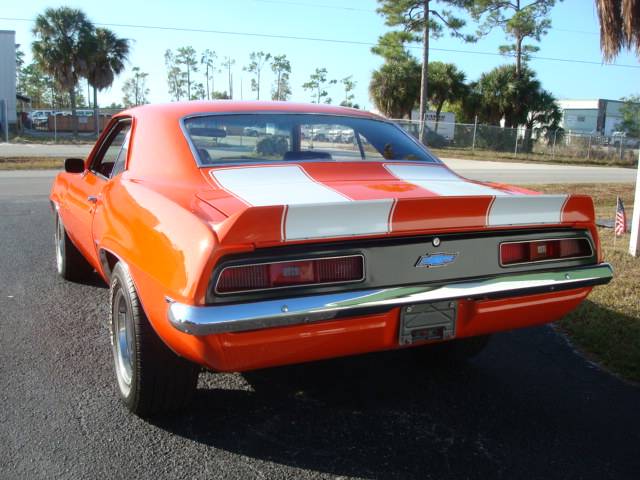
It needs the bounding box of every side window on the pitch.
[110,129,131,178]
[91,120,132,178]
[358,133,386,161]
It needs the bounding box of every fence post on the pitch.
[472,115,478,152]
[514,129,518,157]
[1,100,8,143]
[53,114,57,143]
[619,140,624,162]
[587,134,592,160]
[552,129,557,160]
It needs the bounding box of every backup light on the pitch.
[216,255,364,293]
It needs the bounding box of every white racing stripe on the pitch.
[487,195,568,226]
[284,200,395,240]
[211,165,395,241]
[385,164,508,197]
[211,165,348,206]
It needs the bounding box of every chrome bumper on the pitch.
[168,263,613,336]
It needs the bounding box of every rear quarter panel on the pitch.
[93,177,224,361]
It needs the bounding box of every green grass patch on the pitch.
[531,183,640,382]
[0,157,63,170]
[432,147,637,168]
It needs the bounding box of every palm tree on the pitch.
[427,62,467,133]
[369,59,421,119]
[595,0,640,61]
[85,28,129,134]
[32,7,94,136]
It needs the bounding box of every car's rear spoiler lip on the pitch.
[167,263,613,336]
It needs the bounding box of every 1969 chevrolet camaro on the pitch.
[50,101,613,416]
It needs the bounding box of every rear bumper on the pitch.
[168,263,613,336]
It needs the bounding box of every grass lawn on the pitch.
[432,147,638,168]
[0,157,64,170]
[530,183,640,383]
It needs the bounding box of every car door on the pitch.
[62,118,132,269]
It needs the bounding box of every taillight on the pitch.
[500,238,592,266]
[216,255,364,293]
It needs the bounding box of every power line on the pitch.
[2,16,638,69]
[247,1,602,36]
[249,0,374,12]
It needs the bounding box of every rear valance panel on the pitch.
[205,228,597,305]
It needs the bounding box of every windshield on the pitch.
[182,113,438,165]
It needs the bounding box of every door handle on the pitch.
[87,195,99,203]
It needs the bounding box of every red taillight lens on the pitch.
[500,238,591,266]
[216,256,364,293]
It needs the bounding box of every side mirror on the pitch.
[64,158,85,173]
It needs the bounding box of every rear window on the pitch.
[182,113,437,165]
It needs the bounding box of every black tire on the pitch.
[418,335,491,365]
[54,212,94,281]
[109,262,200,417]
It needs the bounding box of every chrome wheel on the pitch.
[55,215,64,273]
[112,288,135,397]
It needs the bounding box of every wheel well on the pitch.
[99,250,119,279]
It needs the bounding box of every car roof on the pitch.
[119,101,385,122]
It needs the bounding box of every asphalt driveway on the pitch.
[1,175,638,479]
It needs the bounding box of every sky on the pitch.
[2,0,639,110]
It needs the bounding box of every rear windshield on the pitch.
[182,113,437,165]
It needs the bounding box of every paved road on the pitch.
[443,157,637,184]
[1,176,639,479]
[0,161,637,188]
[1,142,637,184]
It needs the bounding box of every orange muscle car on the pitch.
[50,101,613,416]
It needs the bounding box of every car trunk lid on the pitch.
[196,162,594,246]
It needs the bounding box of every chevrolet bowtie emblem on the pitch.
[415,252,458,268]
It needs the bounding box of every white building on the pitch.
[0,30,17,128]
[558,98,634,136]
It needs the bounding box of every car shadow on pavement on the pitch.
[70,271,108,289]
[150,327,640,479]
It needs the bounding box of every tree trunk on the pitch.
[93,86,99,136]
[277,71,281,100]
[208,64,211,100]
[516,37,523,77]
[187,67,191,100]
[70,87,78,137]
[257,71,261,100]
[419,0,430,144]
[434,103,443,133]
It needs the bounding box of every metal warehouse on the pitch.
[0,30,17,130]
[558,98,636,136]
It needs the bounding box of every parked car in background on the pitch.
[29,110,53,127]
[610,131,640,148]
[50,101,613,417]
[243,125,267,136]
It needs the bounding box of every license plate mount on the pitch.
[399,301,457,345]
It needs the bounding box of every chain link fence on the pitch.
[9,112,640,167]
[393,119,639,167]
[13,109,122,143]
